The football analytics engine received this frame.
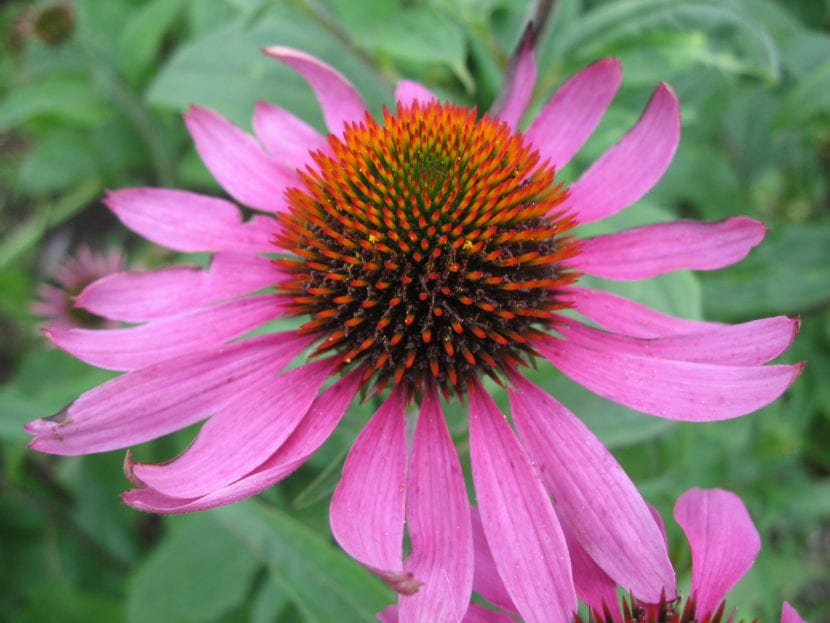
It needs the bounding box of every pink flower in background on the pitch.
[25,42,802,621]
[32,245,126,329]
[404,488,807,623]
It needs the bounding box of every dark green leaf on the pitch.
[214,500,391,623]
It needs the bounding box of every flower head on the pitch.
[414,488,808,623]
[32,245,126,330]
[25,41,802,621]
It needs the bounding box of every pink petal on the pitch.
[559,83,680,225]
[525,58,622,170]
[674,488,761,615]
[26,331,312,454]
[569,217,767,280]
[399,384,473,623]
[184,106,296,214]
[263,46,366,134]
[460,604,518,623]
[129,359,332,499]
[395,80,438,107]
[555,316,799,366]
[122,369,362,513]
[508,371,675,602]
[781,603,807,623]
[561,527,621,623]
[468,381,576,622]
[561,287,724,338]
[252,100,329,165]
[330,386,411,592]
[492,32,536,130]
[537,337,803,421]
[105,188,279,253]
[75,253,281,323]
[470,508,517,615]
[46,294,282,371]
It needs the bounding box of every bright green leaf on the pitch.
[118,0,186,85]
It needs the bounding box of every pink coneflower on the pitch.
[32,245,126,330]
[397,488,807,623]
[25,43,801,620]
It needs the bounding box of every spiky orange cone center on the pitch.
[276,100,579,397]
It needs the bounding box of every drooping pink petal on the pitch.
[75,253,281,323]
[395,80,438,107]
[525,58,622,171]
[470,508,517,615]
[555,316,799,367]
[105,188,279,253]
[26,331,313,454]
[399,383,473,623]
[507,371,675,602]
[569,217,767,280]
[128,359,332,499]
[558,83,680,225]
[45,294,282,371]
[561,526,621,623]
[123,369,362,513]
[468,381,576,622]
[252,100,329,165]
[781,602,807,623]
[263,46,366,134]
[492,32,536,130]
[536,337,803,421]
[330,385,411,592]
[184,106,297,214]
[674,488,761,616]
[561,287,723,338]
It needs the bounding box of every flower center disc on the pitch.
[276,101,579,397]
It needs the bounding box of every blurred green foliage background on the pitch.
[1,0,829,621]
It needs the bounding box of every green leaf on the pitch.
[701,224,830,319]
[775,59,830,128]
[214,500,391,623]
[147,6,390,129]
[0,77,113,130]
[127,513,261,623]
[542,0,780,83]
[118,0,186,85]
[341,5,473,92]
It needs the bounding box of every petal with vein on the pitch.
[508,372,675,602]
[25,331,312,454]
[537,337,803,421]
[525,58,622,170]
[330,386,410,590]
[562,287,724,338]
[122,369,362,513]
[469,381,576,622]
[559,83,680,225]
[130,359,332,499]
[46,294,281,371]
[75,253,280,322]
[400,384,473,623]
[185,106,296,213]
[570,217,766,279]
[264,46,366,134]
[674,488,760,615]
[470,508,517,615]
[252,100,329,165]
[105,188,279,253]
[555,316,799,366]
[492,35,536,130]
